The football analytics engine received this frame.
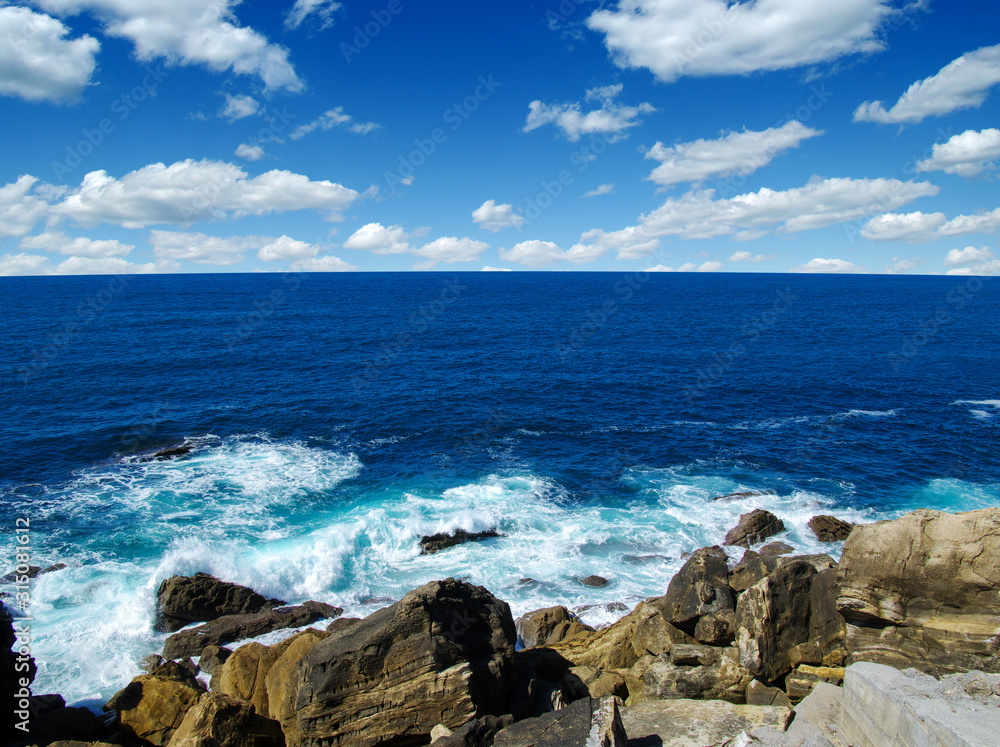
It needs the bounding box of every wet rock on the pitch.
[711,490,776,503]
[156,573,284,633]
[582,575,608,587]
[724,509,785,549]
[153,445,192,460]
[419,529,501,555]
[807,515,854,542]
[3,562,67,581]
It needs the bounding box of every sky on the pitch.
[0,0,998,275]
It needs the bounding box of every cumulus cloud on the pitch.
[854,44,1000,124]
[472,200,524,232]
[257,235,319,261]
[645,121,822,187]
[523,84,654,142]
[291,254,355,272]
[915,128,1000,177]
[19,230,133,257]
[862,207,1000,243]
[499,240,566,267]
[53,159,360,227]
[235,143,264,161]
[583,184,614,198]
[0,5,99,103]
[481,265,512,271]
[0,251,173,275]
[413,237,489,267]
[944,245,992,267]
[586,0,895,83]
[729,250,776,263]
[885,256,925,273]
[343,223,411,254]
[0,175,54,237]
[285,0,341,30]
[290,107,380,139]
[790,258,866,273]
[33,0,303,92]
[220,93,259,121]
[150,229,260,265]
[570,177,938,261]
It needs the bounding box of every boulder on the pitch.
[836,508,1000,675]
[326,617,360,633]
[293,578,518,747]
[432,715,514,747]
[759,541,794,557]
[3,562,67,581]
[16,706,105,744]
[807,515,854,542]
[106,660,206,745]
[785,665,844,702]
[729,551,778,593]
[163,601,342,659]
[265,629,328,747]
[724,509,785,549]
[492,696,626,747]
[197,645,231,675]
[582,575,608,587]
[693,610,736,646]
[156,573,283,633]
[515,606,592,649]
[167,691,284,747]
[660,546,735,635]
[212,642,276,716]
[620,699,792,747]
[746,679,791,708]
[642,648,753,703]
[419,529,501,555]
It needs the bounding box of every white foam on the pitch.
[951,399,1000,408]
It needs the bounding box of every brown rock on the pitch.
[167,691,284,747]
[760,541,795,556]
[642,648,753,703]
[746,678,792,708]
[156,573,282,633]
[265,629,328,746]
[808,515,854,542]
[213,643,276,717]
[516,606,593,649]
[582,575,608,587]
[197,645,231,675]
[107,661,206,745]
[785,665,844,702]
[493,696,626,747]
[724,509,785,549]
[419,529,501,554]
[660,546,735,634]
[729,550,778,593]
[693,610,735,646]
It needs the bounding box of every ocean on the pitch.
[1,271,997,708]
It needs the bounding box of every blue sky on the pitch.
[0,0,998,275]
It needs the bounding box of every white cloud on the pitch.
[729,250,776,263]
[0,252,172,275]
[291,254,355,272]
[54,160,360,227]
[916,128,1000,177]
[885,256,924,273]
[645,264,676,272]
[523,84,654,142]
[150,229,259,265]
[285,0,341,30]
[257,235,319,261]
[235,143,264,161]
[500,240,566,267]
[697,260,724,272]
[343,223,411,255]
[945,262,1000,276]
[0,5,99,103]
[938,207,1000,236]
[586,0,894,83]
[854,44,1000,124]
[481,265,512,272]
[33,0,303,92]
[220,93,259,121]
[572,177,938,261]
[860,211,947,242]
[19,230,133,257]
[290,107,380,139]
[0,252,53,275]
[944,245,992,267]
[583,183,614,198]
[790,258,866,273]
[0,175,53,237]
[645,121,822,187]
[413,237,488,266]
[472,200,524,232]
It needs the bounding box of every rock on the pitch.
[670,644,721,667]
[2,562,67,581]
[197,645,231,675]
[106,660,206,745]
[694,610,736,646]
[509,647,581,719]
[712,490,776,503]
[784,665,844,702]
[293,578,517,747]
[582,574,608,587]
[153,445,193,460]
[643,648,753,703]
[2,605,37,739]
[779,554,837,572]
[212,642,276,716]
[163,601,342,659]
[325,617,360,633]
[736,560,822,683]
[419,529,501,555]
[167,691,284,747]
[18,706,105,744]
[431,724,454,742]
[746,679,791,708]
[156,573,284,633]
[142,654,167,672]
[265,629,328,746]
[433,715,513,747]
[729,551,779,593]
[837,508,1000,676]
[621,699,792,747]
[839,662,1000,747]
[516,606,593,649]
[759,542,794,557]
[724,509,785,549]
[807,515,854,542]
[493,696,626,747]
[660,546,735,635]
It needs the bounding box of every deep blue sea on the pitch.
[1,271,998,706]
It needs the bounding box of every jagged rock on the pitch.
[837,508,1000,676]
[670,644,721,667]
[582,575,608,587]
[694,610,736,646]
[784,665,844,702]
[807,515,854,542]
[509,647,584,719]
[620,698,792,747]
[213,642,276,716]
[293,578,517,747]
[156,573,283,633]
[660,547,735,634]
[759,542,794,557]
[643,648,753,703]
[3,562,66,581]
[265,629,328,747]
[419,529,501,554]
[516,606,592,648]
[568,667,628,699]
[197,645,231,675]
[729,551,778,593]
[736,560,819,682]
[433,715,514,747]
[142,654,167,672]
[163,601,342,659]
[724,510,785,549]
[493,696,626,747]
[746,679,791,708]
[106,660,206,745]
[167,691,284,747]
[326,617,360,633]
[779,554,837,572]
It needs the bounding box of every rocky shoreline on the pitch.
[3,506,1000,746]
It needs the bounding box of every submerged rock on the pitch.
[152,445,193,460]
[156,573,284,633]
[724,509,785,549]
[419,528,502,554]
[582,575,609,587]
